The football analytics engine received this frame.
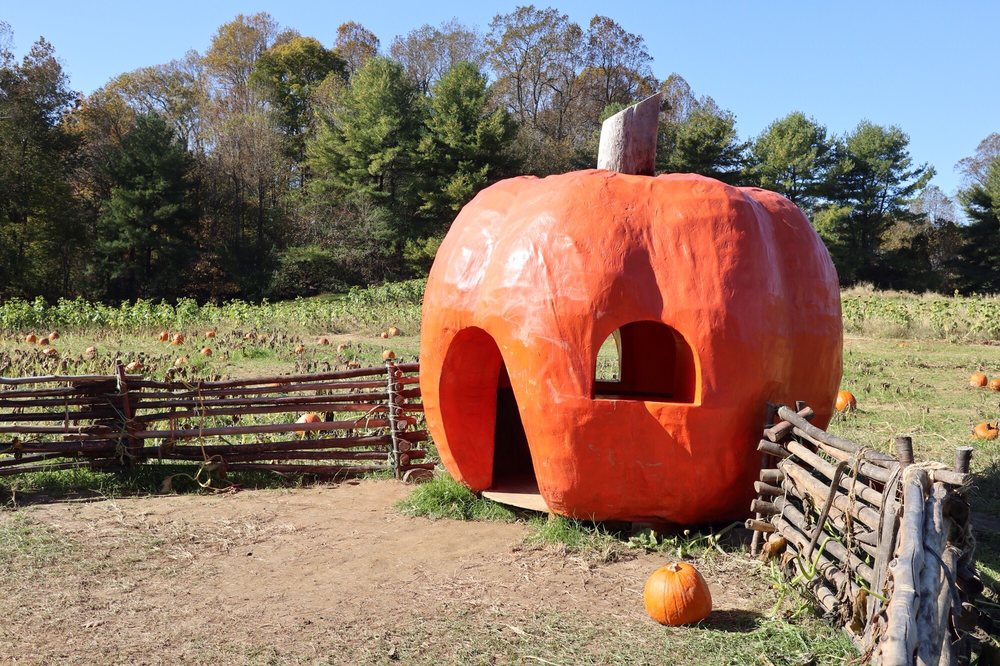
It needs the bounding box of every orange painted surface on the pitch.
[420,170,843,524]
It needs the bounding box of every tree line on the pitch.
[1,8,998,303]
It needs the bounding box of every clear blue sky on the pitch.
[5,1,997,197]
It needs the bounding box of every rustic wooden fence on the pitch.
[0,361,431,481]
[748,403,985,665]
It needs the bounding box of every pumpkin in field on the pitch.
[380,331,389,339]
[974,422,999,440]
[25,334,37,344]
[125,360,143,372]
[200,347,212,356]
[48,330,59,340]
[83,346,97,359]
[293,344,305,354]
[970,372,988,388]
[387,326,401,337]
[174,356,188,367]
[337,343,349,352]
[989,378,1000,392]
[42,347,59,358]
[205,330,217,339]
[643,562,713,626]
[317,336,330,345]
[296,412,322,436]
[382,349,395,361]
[171,333,185,345]
[420,171,842,523]
[835,390,857,413]
[159,330,170,342]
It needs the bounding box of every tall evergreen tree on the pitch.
[95,114,197,299]
[745,112,833,212]
[657,104,748,184]
[953,156,1000,292]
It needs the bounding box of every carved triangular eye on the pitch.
[593,321,697,403]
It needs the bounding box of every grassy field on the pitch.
[1,287,999,663]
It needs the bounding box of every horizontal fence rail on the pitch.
[0,361,430,480]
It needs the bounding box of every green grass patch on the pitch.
[397,474,516,521]
[0,513,77,573]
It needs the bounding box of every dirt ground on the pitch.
[0,480,792,666]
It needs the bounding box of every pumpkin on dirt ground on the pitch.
[643,562,713,626]
[969,372,988,388]
[24,333,37,344]
[974,422,999,440]
[988,378,1000,392]
[158,330,170,342]
[835,390,857,413]
[171,333,185,345]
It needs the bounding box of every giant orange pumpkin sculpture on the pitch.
[420,99,842,524]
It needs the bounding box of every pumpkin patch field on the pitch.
[0,285,998,665]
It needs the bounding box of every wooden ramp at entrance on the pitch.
[482,477,550,513]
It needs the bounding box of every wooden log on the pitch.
[785,439,884,508]
[954,446,973,474]
[763,406,815,442]
[132,401,394,423]
[0,374,139,386]
[129,366,396,390]
[0,407,119,422]
[760,468,785,485]
[754,481,783,497]
[2,439,117,454]
[745,519,775,533]
[778,499,875,585]
[895,436,914,466]
[136,378,394,399]
[758,439,790,459]
[916,483,948,666]
[161,450,393,463]
[774,512,862,599]
[0,452,70,467]
[879,466,929,666]
[779,459,882,532]
[134,391,392,411]
[750,498,782,516]
[778,406,898,464]
[131,418,392,440]
[596,93,661,175]
[799,432,895,484]
[927,468,972,488]
[149,434,394,456]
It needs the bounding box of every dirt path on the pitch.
[1,480,781,665]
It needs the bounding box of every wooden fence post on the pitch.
[114,361,140,465]
[385,361,402,479]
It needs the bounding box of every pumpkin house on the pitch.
[419,100,842,524]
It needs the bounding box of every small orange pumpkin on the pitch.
[380,331,389,339]
[988,378,1000,392]
[205,330,217,339]
[387,326,401,337]
[125,360,143,372]
[317,336,330,345]
[200,347,212,356]
[83,345,97,359]
[382,349,396,361]
[158,330,170,342]
[171,333,185,345]
[48,330,59,340]
[974,421,999,440]
[174,356,188,367]
[42,347,59,358]
[296,412,323,436]
[24,333,37,344]
[38,337,50,346]
[835,390,857,413]
[970,372,988,388]
[643,562,713,626]
[293,344,305,354]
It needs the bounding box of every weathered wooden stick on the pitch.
[160,450,396,463]
[753,481,783,497]
[760,469,785,485]
[879,466,929,666]
[745,518,776,533]
[0,452,70,467]
[778,406,898,464]
[0,461,93,476]
[131,418,392,440]
[150,434,394,456]
[211,463,386,475]
[763,406,815,442]
[0,374,141,386]
[778,499,876,585]
[134,391,400,410]
[785,439,884,507]
[895,436,914,467]
[130,365,409,390]
[782,537,846,616]
[597,93,661,176]
[916,483,948,666]
[751,498,782,515]
[800,433,895,484]
[774,513,863,598]
[132,401,393,423]
[758,439,790,459]
[780,459,882,532]
[137,378,394,399]
[954,446,973,474]
[927,468,972,488]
